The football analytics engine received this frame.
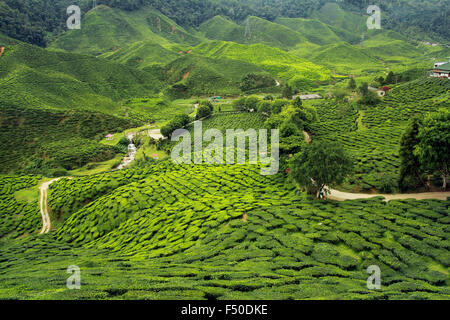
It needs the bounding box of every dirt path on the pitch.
[328,188,450,202]
[302,131,450,201]
[39,177,72,234]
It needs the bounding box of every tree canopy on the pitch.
[291,141,353,198]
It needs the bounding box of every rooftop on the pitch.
[433,62,450,71]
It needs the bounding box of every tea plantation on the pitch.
[310,77,450,192]
[0,160,449,299]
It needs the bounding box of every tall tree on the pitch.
[348,78,356,90]
[291,141,353,199]
[399,116,426,190]
[414,109,450,190]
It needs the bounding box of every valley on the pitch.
[0,0,449,301]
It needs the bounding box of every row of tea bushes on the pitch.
[0,175,41,238]
[0,162,448,299]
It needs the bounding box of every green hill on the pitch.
[358,31,430,64]
[100,41,181,69]
[50,5,201,56]
[0,40,163,173]
[313,2,366,36]
[309,42,383,74]
[0,41,163,114]
[194,41,332,90]
[275,17,342,46]
[162,54,271,98]
[199,15,308,49]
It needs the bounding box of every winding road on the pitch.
[39,177,72,234]
[301,131,450,201]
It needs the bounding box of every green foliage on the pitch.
[1,163,449,299]
[291,140,354,197]
[195,105,212,120]
[0,105,138,173]
[399,117,425,191]
[415,109,450,189]
[161,114,191,138]
[240,73,276,92]
[163,55,268,98]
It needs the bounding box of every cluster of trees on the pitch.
[357,82,381,106]
[373,71,417,88]
[233,95,317,154]
[399,109,449,191]
[195,100,213,120]
[239,73,276,92]
[160,114,191,138]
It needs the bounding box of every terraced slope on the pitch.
[275,18,342,46]
[194,41,333,90]
[310,77,450,192]
[100,41,181,69]
[199,15,308,49]
[50,5,200,55]
[0,41,163,114]
[0,163,448,299]
[162,54,271,97]
[308,42,383,74]
[313,2,366,36]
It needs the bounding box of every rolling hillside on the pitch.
[199,15,309,49]
[1,161,449,299]
[162,54,272,98]
[0,0,449,303]
[313,2,366,36]
[194,41,333,90]
[275,17,342,46]
[100,41,181,69]
[308,42,384,74]
[50,5,201,55]
[0,41,163,114]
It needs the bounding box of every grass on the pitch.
[68,155,124,176]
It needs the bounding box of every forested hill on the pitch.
[0,0,448,47]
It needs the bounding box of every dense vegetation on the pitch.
[2,1,447,47]
[1,162,449,299]
[0,0,449,301]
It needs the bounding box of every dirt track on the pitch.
[302,131,449,201]
[39,177,72,234]
[328,188,450,202]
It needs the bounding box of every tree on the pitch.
[414,110,450,190]
[348,78,357,90]
[399,117,426,190]
[385,71,396,84]
[358,82,369,96]
[161,114,191,138]
[293,96,303,108]
[291,141,353,199]
[282,84,294,100]
[196,105,212,120]
[357,82,380,106]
